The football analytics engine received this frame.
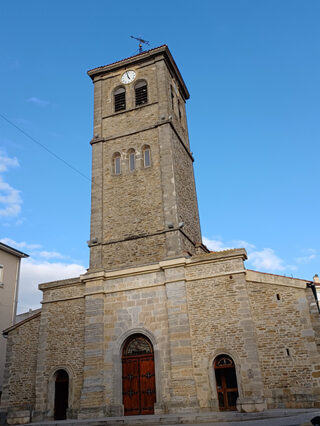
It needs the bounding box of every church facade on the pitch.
[1,45,320,425]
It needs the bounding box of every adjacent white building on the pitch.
[0,242,28,400]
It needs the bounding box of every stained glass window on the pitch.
[123,335,153,356]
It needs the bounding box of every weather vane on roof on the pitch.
[130,36,150,53]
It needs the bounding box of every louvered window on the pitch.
[135,81,148,106]
[114,87,126,112]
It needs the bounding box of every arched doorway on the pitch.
[122,334,156,416]
[54,369,69,420]
[214,354,239,411]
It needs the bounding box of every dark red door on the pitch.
[122,335,156,416]
[214,355,239,411]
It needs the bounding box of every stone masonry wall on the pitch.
[100,126,166,269]
[102,235,167,270]
[79,261,199,417]
[185,251,266,412]
[186,277,264,409]
[247,277,320,408]
[35,297,84,416]
[1,315,40,411]
[102,128,163,241]
[33,280,85,419]
[171,129,202,248]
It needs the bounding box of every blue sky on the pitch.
[0,1,319,312]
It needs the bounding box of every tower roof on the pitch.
[87,45,190,100]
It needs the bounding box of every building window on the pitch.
[135,81,148,106]
[114,87,126,112]
[170,85,174,109]
[178,99,182,121]
[143,146,151,168]
[0,265,3,284]
[128,149,135,171]
[113,153,121,175]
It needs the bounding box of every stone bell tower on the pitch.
[87,45,206,271]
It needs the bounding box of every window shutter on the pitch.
[114,87,126,112]
[135,81,148,106]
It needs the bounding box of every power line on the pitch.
[0,112,95,186]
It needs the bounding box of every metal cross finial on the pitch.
[130,36,150,53]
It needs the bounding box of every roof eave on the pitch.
[0,242,29,258]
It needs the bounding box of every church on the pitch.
[1,45,320,425]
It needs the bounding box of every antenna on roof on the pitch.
[130,36,150,53]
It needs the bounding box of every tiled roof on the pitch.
[88,45,167,74]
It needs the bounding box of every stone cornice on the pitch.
[3,311,41,336]
[246,269,308,289]
[187,248,248,266]
[39,277,83,290]
[89,119,194,162]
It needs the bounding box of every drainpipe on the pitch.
[307,281,320,314]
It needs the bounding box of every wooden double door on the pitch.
[122,335,156,416]
[214,355,239,411]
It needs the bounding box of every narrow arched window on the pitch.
[113,152,121,175]
[128,149,135,172]
[114,87,126,112]
[142,145,151,168]
[178,99,182,121]
[170,85,174,109]
[135,81,148,106]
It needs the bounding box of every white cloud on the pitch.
[203,237,255,252]
[233,240,256,250]
[38,250,65,259]
[0,237,41,250]
[296,249,317,264]
[0,177,22,217]
[202,237,231,251]
[248,248,286,271]
[18,259,87,313]
[0,152,19,172]
[203,236,292,273]
[27,97,49,107]
[0,152,22,217]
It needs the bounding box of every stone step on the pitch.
[26,409,320,426]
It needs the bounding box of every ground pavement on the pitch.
[26,408,320,426]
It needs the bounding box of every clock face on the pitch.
[121,70,136,84]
